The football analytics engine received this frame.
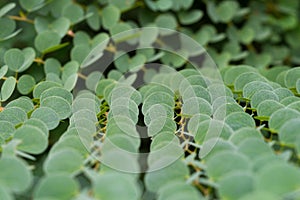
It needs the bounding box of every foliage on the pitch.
[0,0,300,200]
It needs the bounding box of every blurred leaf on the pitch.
[0,156,32,193]
[155,13,177,29]
[216,1,239,23]
[178,10,203,25]
[218,172,255,199]
[0,3,16,18]
[93,173,141,200]
[14,125,48,154]
[62,3,84,24]
[87,5,101,31]
[19,0,45,12]
[44,148,83,175]
[256,163,300,195]
[102,5,120,29]
[34,174,79,200]
[225,112,255,131]
[206,151,251,181]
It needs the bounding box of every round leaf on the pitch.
[14,125,48,154]
[17,74,36,95]
[0,156,32,193]
[34,174,79,200]
[31,107,60,130]
[40,96,71,120]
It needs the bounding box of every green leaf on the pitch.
[145,160,189,192]
[279,118,300,145]
[0,107,27,126]
[33,81,61,99]
[234,72,267,92]
[109,84,142,105]
[44,58,61,76]
[14,125,48,154]
[102,5,120,29]
[1,76,16,102]
[284,68,300,88]
[142,91,174,114]
[280,96,300,106]
[93,173,141,200]
[238,26,255,44]
[6,96,34,113]
[31,107,60,130]
[238,138,273,159]
[0,121,15,143]
[4,47,35,72]
[157,182,204,200]
[34,31,61,53]
[35,17,71,38]
[182,97,212,117]
[256,163,300,195]
[19,0,45,12]
[50,135,89,157]
[0,3,16,18]
[216,1,239,23]
[148,117,177,136]
[206,151,251,181]
[0,65,8,80]
[144,104,174,126]
[109,0,135,11]
[269,108,300,132]
[250,90,278,109]
[40,96,71,120]
[273,87,294,101]
[44,149,83,175]
[229,127,263,145]
[87,5,101,31]
[17,74,36,95]
[194,119,233,144]
[225,112,255,131]
[63,73,78,91]
[0,156,32,193]
[0,18,18,41]
[223,65,257,86]
[155,13,177,29]
[71,44,90,64]
[24,118,48,137]
[182,85,211,103]
[297,79,300,93]
[213,102,244,120]
[62,4,84,24]
[218,172,255,199]
[34,174,79,200]
[243,81,273,99]
[0,185,13,200]
[178,10,203,25]
[150,131,180,151]
[86,71,102,91]
[239,191,280,200]
[40,87,73,104]
[257,100,284,117]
